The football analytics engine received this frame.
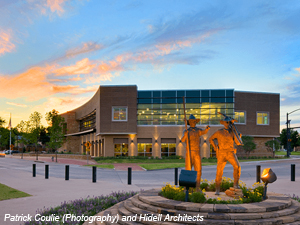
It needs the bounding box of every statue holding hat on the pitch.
[209,112,243,195]
[181,114,210,189]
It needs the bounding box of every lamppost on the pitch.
[286,108,300,157]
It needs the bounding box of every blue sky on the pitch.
[0,0,300,131]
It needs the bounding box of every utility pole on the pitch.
[286,108,300,158]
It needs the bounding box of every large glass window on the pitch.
[137,89,235,125]
[257,112,269,125]
[235,111,246,124]
[112,107,127,121]
[114,143,128,157]
[138,143,152,157]
[161,144,176,157]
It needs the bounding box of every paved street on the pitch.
[0,157,299,224]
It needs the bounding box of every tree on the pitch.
[16,120,31,147]
[265,139,280,158]
[0,127,12,148]
[0,117,6,127]
[46,110,65,153]
[39,127,50,146]
[241,136,256,157]
[28,111,42,150]
[279,129,300,150]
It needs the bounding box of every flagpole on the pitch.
[9,113,12,156]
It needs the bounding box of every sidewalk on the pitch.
[0,170,142,225]
[7,155,145,170]
[8,154,98,166]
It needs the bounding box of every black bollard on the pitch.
[128,167,132,185]
[65,165,69,181]
[175,168,178,185]
[291,164,295,181]
[33,164,36,177]
[45,165,49,179]
[92,166,96,183]
[256,165,261,183]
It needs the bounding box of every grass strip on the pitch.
[0,183,31,201]
[275,151,300,155]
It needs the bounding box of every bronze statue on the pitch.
[181,114,210,188]
[209,113,243,195]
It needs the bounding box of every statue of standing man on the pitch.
[181,114,210,188]
[209,113,243,195]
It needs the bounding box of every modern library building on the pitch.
[60,85,280,158]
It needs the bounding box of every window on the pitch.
[114,143,128,157]
[234,111,246,124]
[161,144,176,157]
[79,111,96,132]
[257,112,269,125]
[112,107,127,121]
[137,143,152,157]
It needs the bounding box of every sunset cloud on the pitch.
[6,102,28,108]
[54,58,96,76]
[0,64,98,101]
[46,0,67,15]
[0,30,15,56]
[33,96,91,116]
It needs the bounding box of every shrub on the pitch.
[161,178,264,204]
[190,192,206,203]
[173,191,186,201]
[24,191,137,225]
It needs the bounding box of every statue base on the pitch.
[225,187,243,198]
[85,189,300,225]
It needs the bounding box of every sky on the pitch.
[0,0,300,131]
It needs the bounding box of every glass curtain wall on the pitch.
[137,89,237,125]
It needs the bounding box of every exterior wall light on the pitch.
[261,168,277,200]
[179,140,182,143]
[131,140,134,143]
[155,140,158,143]
[203,140,207,143]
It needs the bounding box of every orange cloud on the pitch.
[46,0,67,15]
[6,102,28,108]
[0,30,15,56]
[0,64,98,101]
[33,96,91,116]
[54,58,96,76]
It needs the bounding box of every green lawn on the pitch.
[275,151,300,156]
[140,162,217,170]
[94,157,186,164]
[0,183,31,201]
[93,156,286,170]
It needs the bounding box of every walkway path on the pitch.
[113,163,145,171]
[8,155,98,166]
[8,155,146,170]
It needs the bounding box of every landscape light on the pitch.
[261,168,277,200]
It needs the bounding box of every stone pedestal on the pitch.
[85,189,300,225]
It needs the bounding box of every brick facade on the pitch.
[60,86,280,158]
